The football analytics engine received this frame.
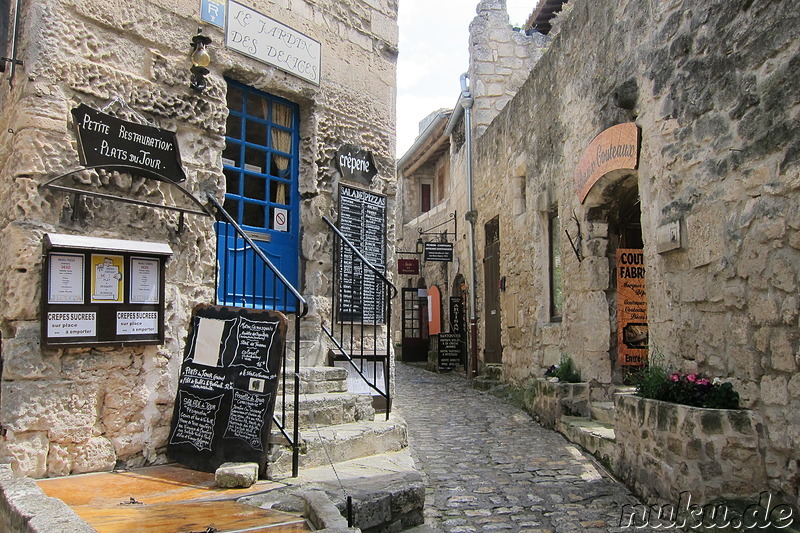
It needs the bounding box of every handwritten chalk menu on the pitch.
[337,184,387,324]
[42,233,171,347]
[168,305,287,475]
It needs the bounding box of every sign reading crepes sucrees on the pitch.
[71,104,186,183]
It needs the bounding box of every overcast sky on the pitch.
[396,0,534,158]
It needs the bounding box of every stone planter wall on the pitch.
[614,394,767,504]
[531,378,613,429]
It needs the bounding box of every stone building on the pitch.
[0,0,398,478]
[398,0,800,511]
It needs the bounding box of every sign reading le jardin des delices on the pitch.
[71,104,186,183]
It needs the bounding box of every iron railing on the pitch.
[322,216,397,418]
[207,195,308,477]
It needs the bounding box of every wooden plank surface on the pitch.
[36,465,312,532]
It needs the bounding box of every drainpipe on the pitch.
[460,73,479,378]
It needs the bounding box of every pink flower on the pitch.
[670,373,680,382]
[686,373,698,383]
[696,378,711,386]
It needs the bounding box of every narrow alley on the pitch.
[394,363,654,533]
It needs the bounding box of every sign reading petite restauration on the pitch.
[71,104,186,183]
[226,0,321,85]
[574,122,639,203]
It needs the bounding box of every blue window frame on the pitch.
[216,79,300,309]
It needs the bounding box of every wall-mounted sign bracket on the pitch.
[40,165,212,231]
[418,211,457,240]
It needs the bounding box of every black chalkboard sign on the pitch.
[168,305,286,475]
[71,103,187,183]
[438,332,464,371]
[337,184,387,324]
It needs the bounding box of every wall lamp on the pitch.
[190,28,212,93]
[416,238,425,255]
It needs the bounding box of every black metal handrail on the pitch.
[322,216,396,419]
[207,195,308,478]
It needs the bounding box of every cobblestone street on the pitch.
[395,363,655,533]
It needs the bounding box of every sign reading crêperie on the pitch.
[226,0,321,85]
[574,122,639,203]
[71,104,186,183]
[336,145,378,186]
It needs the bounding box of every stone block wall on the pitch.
[462,0,800,507]
[0,0,398,477]
[614,394,768,505]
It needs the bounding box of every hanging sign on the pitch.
[168,305,286,475]
[226,0,321,85]
[71,104,186,183]
[574,122,639,203]
[424,242,453,262]
[335,144,378,186]
[617,248,648,366]
[398,258,419,275]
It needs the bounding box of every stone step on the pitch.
[589,401,616,425]
[272,391,376,431]
[267,415,408,479]
[558,415,617,468]
[278,366,349,394]
[242,449,424,532]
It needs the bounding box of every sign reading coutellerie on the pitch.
[71,104,186,183]
[574,122,639,203]
[616,248,648,366]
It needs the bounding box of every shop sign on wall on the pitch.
[335,144,378,186]
[424,242,453,262]
[226,0,321,85]
[398,258,419,275]
[168,305,286,474]
[574,122,639,203]
[337,184,387,324]
[71,104,186,183]
[42,234,171,347]
[617,248,648,366]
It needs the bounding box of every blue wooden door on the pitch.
[216,80,300,310]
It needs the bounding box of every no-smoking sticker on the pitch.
[272,208,288,232]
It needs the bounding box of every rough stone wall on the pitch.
[615,394,767,505]
[0,0,397,477]
[467,0,800,506]
[468,0,548,136]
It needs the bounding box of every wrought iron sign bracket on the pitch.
[418,211,457,241]
[40,165,212,234]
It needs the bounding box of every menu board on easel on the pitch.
[167,305,287,475]
[337,184,387,324]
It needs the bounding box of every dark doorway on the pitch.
[401,288,428,362]
[483,217,502,364]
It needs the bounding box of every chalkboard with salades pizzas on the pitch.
[168,305,286,475]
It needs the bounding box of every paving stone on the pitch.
[395,363,662,532]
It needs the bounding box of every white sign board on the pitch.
[117,311,159,335]
[273,207,289,232]
[226,1,321,85]
[47,312,96,338]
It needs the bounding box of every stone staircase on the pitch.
[267,366,408,479]
[554,387,636,469]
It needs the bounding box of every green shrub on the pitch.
[544,355,582,383]
[631,359,739,409]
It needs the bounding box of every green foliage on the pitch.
[544,355,582,383]
[630,358,739,410]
